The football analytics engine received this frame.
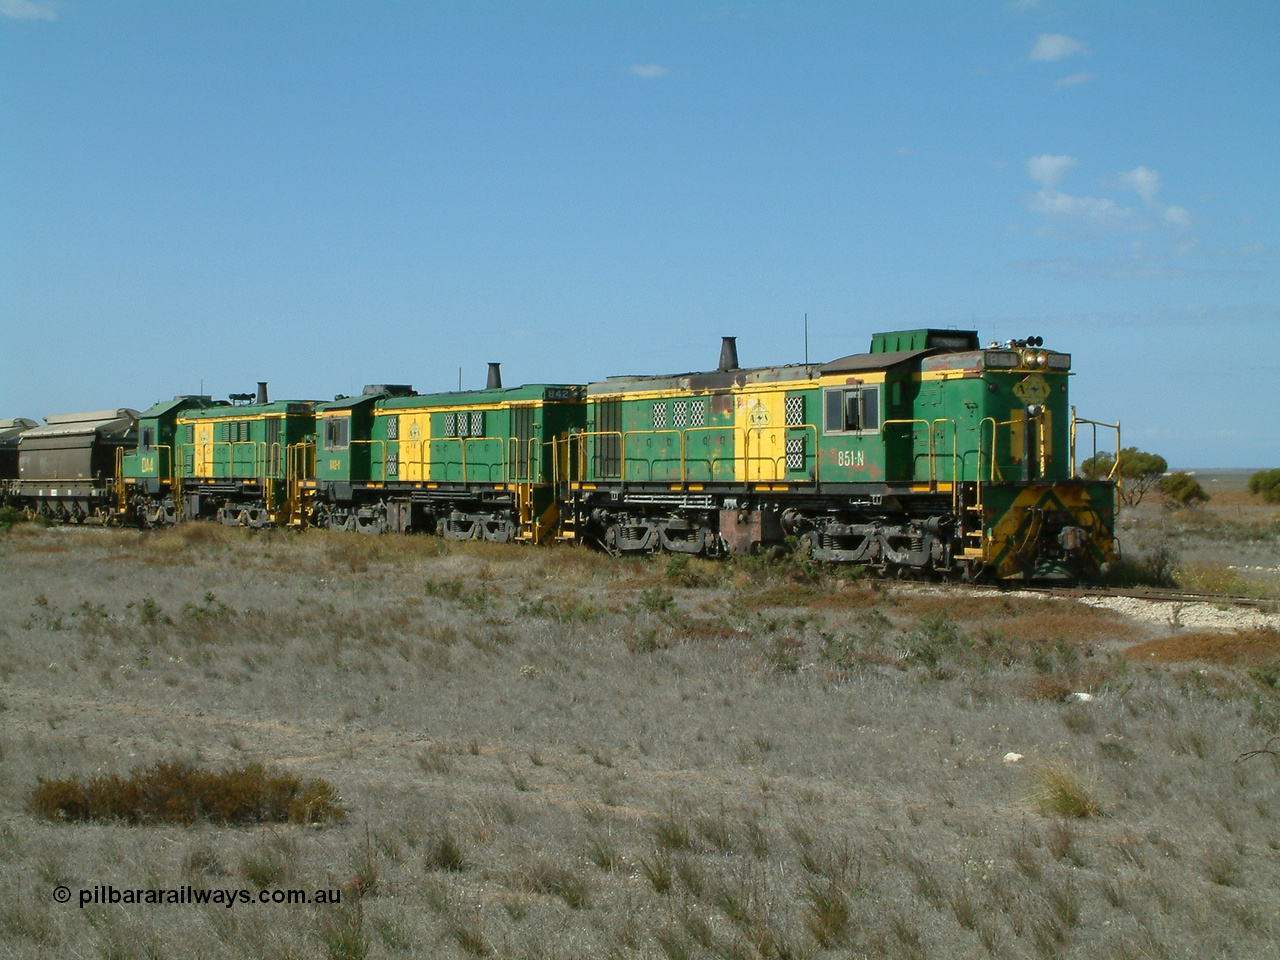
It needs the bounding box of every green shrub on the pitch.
[1248,469,1280,503]
[0,506,26,531]
[1158,472,1209,508]
[639,587,675,613]
[1080,447,1168,507]
[1249,661,1280,689]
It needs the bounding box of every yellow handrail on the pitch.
[115,447,126,512]
[740,423,820,483]
[1069,406,1122,483]
[928,419,959,510]
[570,423,822,486]
[677,425,736,483]
[572,430,625,481]
[506,436,544,484]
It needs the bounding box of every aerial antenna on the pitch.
[804,313,809,365]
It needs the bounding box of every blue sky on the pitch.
[2,1,1276,468]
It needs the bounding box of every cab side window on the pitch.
[325,417,350,450]
[823,387,880,434]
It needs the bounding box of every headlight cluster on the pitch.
[985,349,1070,370]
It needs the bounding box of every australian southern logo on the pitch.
[1012,373,1051,404]
[747,401,771,428]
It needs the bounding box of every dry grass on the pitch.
[1029,760,1102,819]
[1124,628,1280,665]
[2,521,1280,958]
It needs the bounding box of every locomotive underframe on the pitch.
[572,479,1104,581]
[573,483,963,571]
[310,481,523,541]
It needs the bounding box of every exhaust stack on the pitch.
[486,363,502,390]
[718,337,739,372]
[256,382,269,404]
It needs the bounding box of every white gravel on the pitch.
[1075,595,1280,633]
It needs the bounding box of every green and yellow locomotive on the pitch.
[305,366,585,541]
[568,330,1116,580]
[115,386,317,528]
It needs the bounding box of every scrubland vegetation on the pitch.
[1115,470,1280,597]
[1,486,1279,959]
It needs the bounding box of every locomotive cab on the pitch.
[119,396,228,525]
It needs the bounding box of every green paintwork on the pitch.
[178,402,315,481]
[318,385,587,487]
[314,394,380,483]
[120,397,228,486]
[582,390,737,484]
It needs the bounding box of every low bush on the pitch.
[1248,469,1280,503]
[29,760,344,825]
[1158,472,1209,508]
[1104,543,1179,588]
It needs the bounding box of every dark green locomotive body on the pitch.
[174,399,317,527]
[571,330,1115,580]
[308,381,586,540]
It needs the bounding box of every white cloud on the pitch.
[1028,188,1134,236]
[1054,72,1097,89]
[1116,166,1162,205]
[630,64,669,80]
[1107,167,1191,229]
[896,146,913,157]
[1027,154,1077,189]
[1024,157,1195,243]
[1,0,56,20]
[1029,33,1088,62]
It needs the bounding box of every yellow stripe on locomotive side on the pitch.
[398,412,432,481]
